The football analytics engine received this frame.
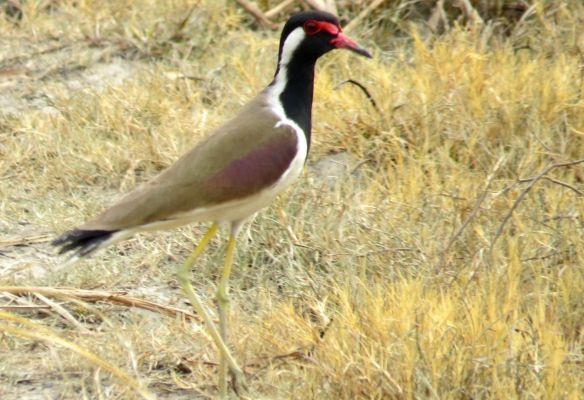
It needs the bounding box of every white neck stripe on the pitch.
[279,28,305,67]
[268,27,305,116]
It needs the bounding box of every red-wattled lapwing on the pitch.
[53,10,371,396]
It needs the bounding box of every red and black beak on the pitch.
[331,33,372,58]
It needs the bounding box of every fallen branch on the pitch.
[0,234,52,248]
[0,286,201,321]
[0,305,50,310]
[302,0,328,12]
[345,0,386,32]
[235,0,277,28]
[265,0,297,19]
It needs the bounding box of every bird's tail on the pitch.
[52,229,117,258]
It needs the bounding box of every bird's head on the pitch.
[277,11,372,66]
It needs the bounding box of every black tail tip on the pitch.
[52,229,115,258]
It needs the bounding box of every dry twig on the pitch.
[334,79,379,113]
[0,305,50,310]
[303,0,337,14]
[457,0,484,26]
[0,286,201,321]
[265,0,297,19]
[0,234,52,248]
[235,0,277,28]
[518,176,584,197]
[436,155,506,272]
[428,0,449,33]
[34,292,90,333]
[490,158,584,253]
[323,0,338,15]
[171,0,203,40]
[302,0,327,12]
[345,0,386,32]
[0,311,155,400]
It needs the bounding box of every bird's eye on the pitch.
[304,20,321,35]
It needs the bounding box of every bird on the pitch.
[53,10,371,397]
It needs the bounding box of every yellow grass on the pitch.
[1,1,582,398]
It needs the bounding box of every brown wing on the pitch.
[80,95,298,231]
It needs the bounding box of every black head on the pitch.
[277,11,371,65]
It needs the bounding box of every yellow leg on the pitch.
[176,224,245,397]
[216,235,236,397]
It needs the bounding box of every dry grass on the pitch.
[1,1,583,399]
